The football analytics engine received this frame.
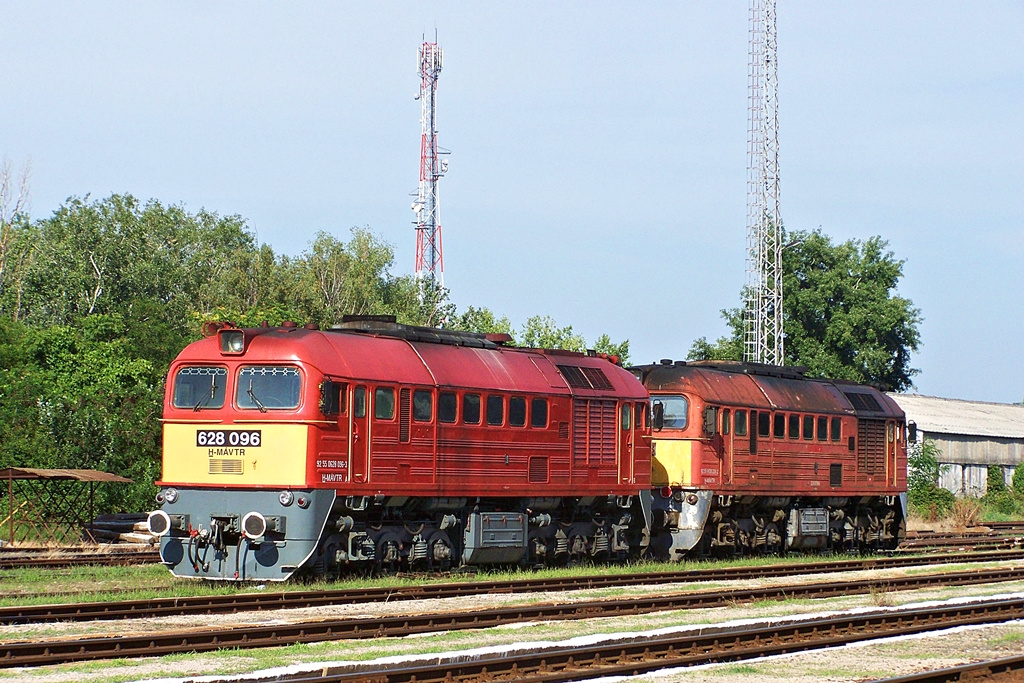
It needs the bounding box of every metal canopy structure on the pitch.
[1,468,132,545]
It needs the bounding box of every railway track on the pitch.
[152,596,1024,683]
[872,654,1024,682]
[3,549,1024,625]
[0,548,159,570]
[3,563,1024,668]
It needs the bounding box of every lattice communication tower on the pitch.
[413,39,447,290]
[744,0,784,366]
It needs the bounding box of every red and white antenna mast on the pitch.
[413,38,447,291]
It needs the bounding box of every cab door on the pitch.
[349,385,369,483]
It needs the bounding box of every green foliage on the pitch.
[0,192,628,516]
[518,315,587,352]
[906,439,955,517]
[987,464,1007,494]
[1013,463,1024,496]
[450,306,514,338]
[592,334,630,366]
[688,229,922,391]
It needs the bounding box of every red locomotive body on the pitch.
[635,360,907,559]
[151,318,651,579]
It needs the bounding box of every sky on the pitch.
[1,2,1021,403]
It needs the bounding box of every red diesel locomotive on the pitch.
[637,360,907,560]
[147,317,907,580]
[148,317,652,580]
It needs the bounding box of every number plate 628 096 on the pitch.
[196,430,262,447]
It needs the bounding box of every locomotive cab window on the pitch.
[354,387,366,419]
[802,415,814,440]
[789,414,800,440]
[831,416,842,441]
[620,403,631,430]
[374,387,395,420]
[652,395,688,430]
[817,416,828,441]
[173,366,227,409]
[758,411,771,437]
[721,409,730,435]
[236,366,301,410]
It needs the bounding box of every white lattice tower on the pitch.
[744,0,784,365]
[413,40,445,291]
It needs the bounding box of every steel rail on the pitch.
[4,550,1024,625]
[868,654,1024,682]
[3,564,1024,668]
[0,551,159,570]
[253,597,1024,683]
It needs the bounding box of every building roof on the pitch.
[0,468,132,483]
[887,394,1024,440]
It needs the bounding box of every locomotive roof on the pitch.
[634,360,903,419]
[175,320,645,399]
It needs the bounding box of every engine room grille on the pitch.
[529,456,549,483]
[572,399,616,465]
[843,391,883,413]
[857,419,886,474]
[557,365,614,390]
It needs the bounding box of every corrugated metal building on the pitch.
[888,394,1024,496]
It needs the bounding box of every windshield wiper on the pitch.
[247,380,267,413]
[193,383,218,412]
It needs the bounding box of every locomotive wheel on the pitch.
[375,533,403,572]
[427,531,452,570]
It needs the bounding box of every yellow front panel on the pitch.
[162,423,309,486]
[651,439,693,487]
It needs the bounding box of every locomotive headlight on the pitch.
[147,510,172,537]
[163,487,179,504]
[219,330,245,354]
[278,490,294,507]
[241,511,268,539]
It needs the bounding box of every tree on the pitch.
[906,439,954,517]
[518,315,587,352]
[688,229,921,391]
[451,306,515,339]
[593,334,630,366]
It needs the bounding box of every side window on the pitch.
[734,410,748,436]
[758,411,771,437]
[817,416,828,441]
[374,387,395,420]
[532,398,549,428]
[354,386,366,418]
[721,408,731,435]
[803,415,814,440]
[789,414,800,440]
[486,395,504,426]
[413,389,432,422]
[653,395,689,429]
[509,397,527,427]
[831,416,842,441]
[438,392,457,423]
[620,403,631,430]
[773,413,786,439]
[463,394,481,424]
